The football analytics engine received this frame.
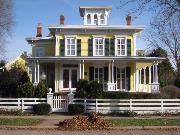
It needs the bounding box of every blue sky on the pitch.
[5,0,152,61]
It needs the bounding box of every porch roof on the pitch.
[27,56,165,62]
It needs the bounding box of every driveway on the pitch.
[0,130,179,135]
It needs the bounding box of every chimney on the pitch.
[60,15,65,25]
[126,15,132,26]
[36,23,42,37]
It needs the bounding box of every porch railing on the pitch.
[138,83,159,93]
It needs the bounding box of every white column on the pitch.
[97,14,101,25]
[34,61,37,83]
[108,61,111,82]
[82,60,84,79]
[79,61,82,79]
[139,69,141,85]
[55,35,59,56]
[112,60,114,83]
[134,63,136,92]
[133,34,137,56]
[152,65,155,83]
[149,66,151,84]
[155,64,158,83]
[136,69,139,92]
[37,61,40,83]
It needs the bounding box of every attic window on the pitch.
[100,14,105,24]
[87,14,91,24]
[94,14,98,25]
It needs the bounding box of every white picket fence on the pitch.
[72,99,180,114]
[0,98,46,112]
[52,95,69,112]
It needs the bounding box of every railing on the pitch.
[0,98,46,112]
[73,98,180,114]
[107,82,117,91]
[138,83,159,93]
[52,95,68,112]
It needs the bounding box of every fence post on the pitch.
[18,98,21,110]
[130,99,132,112]
[68,92,74,104]
[95,99,98,113]
[47,88,53,111]
[161,100,164,113]
[84,99,87,113]
[21,98,24,112]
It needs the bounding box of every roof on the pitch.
[79,6,112,17]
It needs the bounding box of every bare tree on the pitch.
[0,0,14,56]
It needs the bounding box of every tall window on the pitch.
[87,14,91,24]
[94,68,104,83]
[100,14,105,24]
[65,37,77,56]
[116,68,126,90]
[35,47,44,57]
[115,37,126,56]
[94,14,98,25]
[94,37,104,56]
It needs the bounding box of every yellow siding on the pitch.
[84,62,91,80]
[127,35,134,56]
[128,62,135,92]
[45,44,55,56]
[77,35,91,56]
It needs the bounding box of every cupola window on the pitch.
[94,14,98,25]
[100,14,105,24]
[87,14,91,24]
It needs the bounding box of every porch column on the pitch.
[82,60,84,79]
[155,63,158,83]
[108,61,111,82]
[79,61,82,79]
[149,66,151,84]
[139,69,141,85]
[134,63,136,92]
[34,61,37,83]
[136,69,139,92]
[152,65,155,83]
[111,60,114,83]
[55,35,59,56]
[37,60,40,83]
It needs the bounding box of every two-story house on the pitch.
[26,6,164,94]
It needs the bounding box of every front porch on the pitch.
[30,57,160,93]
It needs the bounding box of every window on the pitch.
[93,37,104,56]
[94,14,98,25]
[116,68,126,90]
[65,37,77,56]
[87,14,91,24]
[94,68,104,83]
[100,14,105,24]
[115,37,126,56]
[35,47,44,57]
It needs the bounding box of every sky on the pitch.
[4,0,152,61]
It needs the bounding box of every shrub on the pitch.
[34,81,47,98]
[74,80,103,99]
[174,78,180,88]
[160,85,180,98]
[33,103,51,115]
[68,104,84,115]
[17,82,34,98]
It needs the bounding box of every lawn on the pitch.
[0,118,42,126]
[110,119,180,126]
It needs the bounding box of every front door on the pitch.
[63,68,78,91]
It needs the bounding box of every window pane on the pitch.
[67,45,70,49]
[121,45,125,49]
[121,50,125,55]
[121,39,125,44]
[71,50,75,55]
[99,45,103,49]
[67,39,70,44]
[99,50,103,55]
[71,45,75,49]
[71,39,75,44]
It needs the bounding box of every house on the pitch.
[26,6,164,94]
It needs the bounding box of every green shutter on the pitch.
[88,38,93,56]
[110,38,115,56]
[60,39,65,56]
[77,39,81,56]
[105,38,110,56]
[126,67,131,91]
[104,67,108,82]
[89,67,94,81]
[114,66,116,82]
[127,39,131,56]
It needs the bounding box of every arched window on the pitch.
[87,14,91,24]
[94,14,98,25]
[100,14,105,24]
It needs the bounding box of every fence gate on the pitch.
[52,95,69,112]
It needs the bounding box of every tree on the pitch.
[0,0,14,56]
[147,48,176,87]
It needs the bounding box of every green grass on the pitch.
[110,119,180,126]
[0,118,43,126]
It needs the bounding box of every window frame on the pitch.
[35,47,44,57]
[65,36,77,56]
[94,67,104,83]
[100,14,105,25]
[93,37,105,56]
[115,36,127,56]
[87,14,91,25]
[116,67,126,91]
